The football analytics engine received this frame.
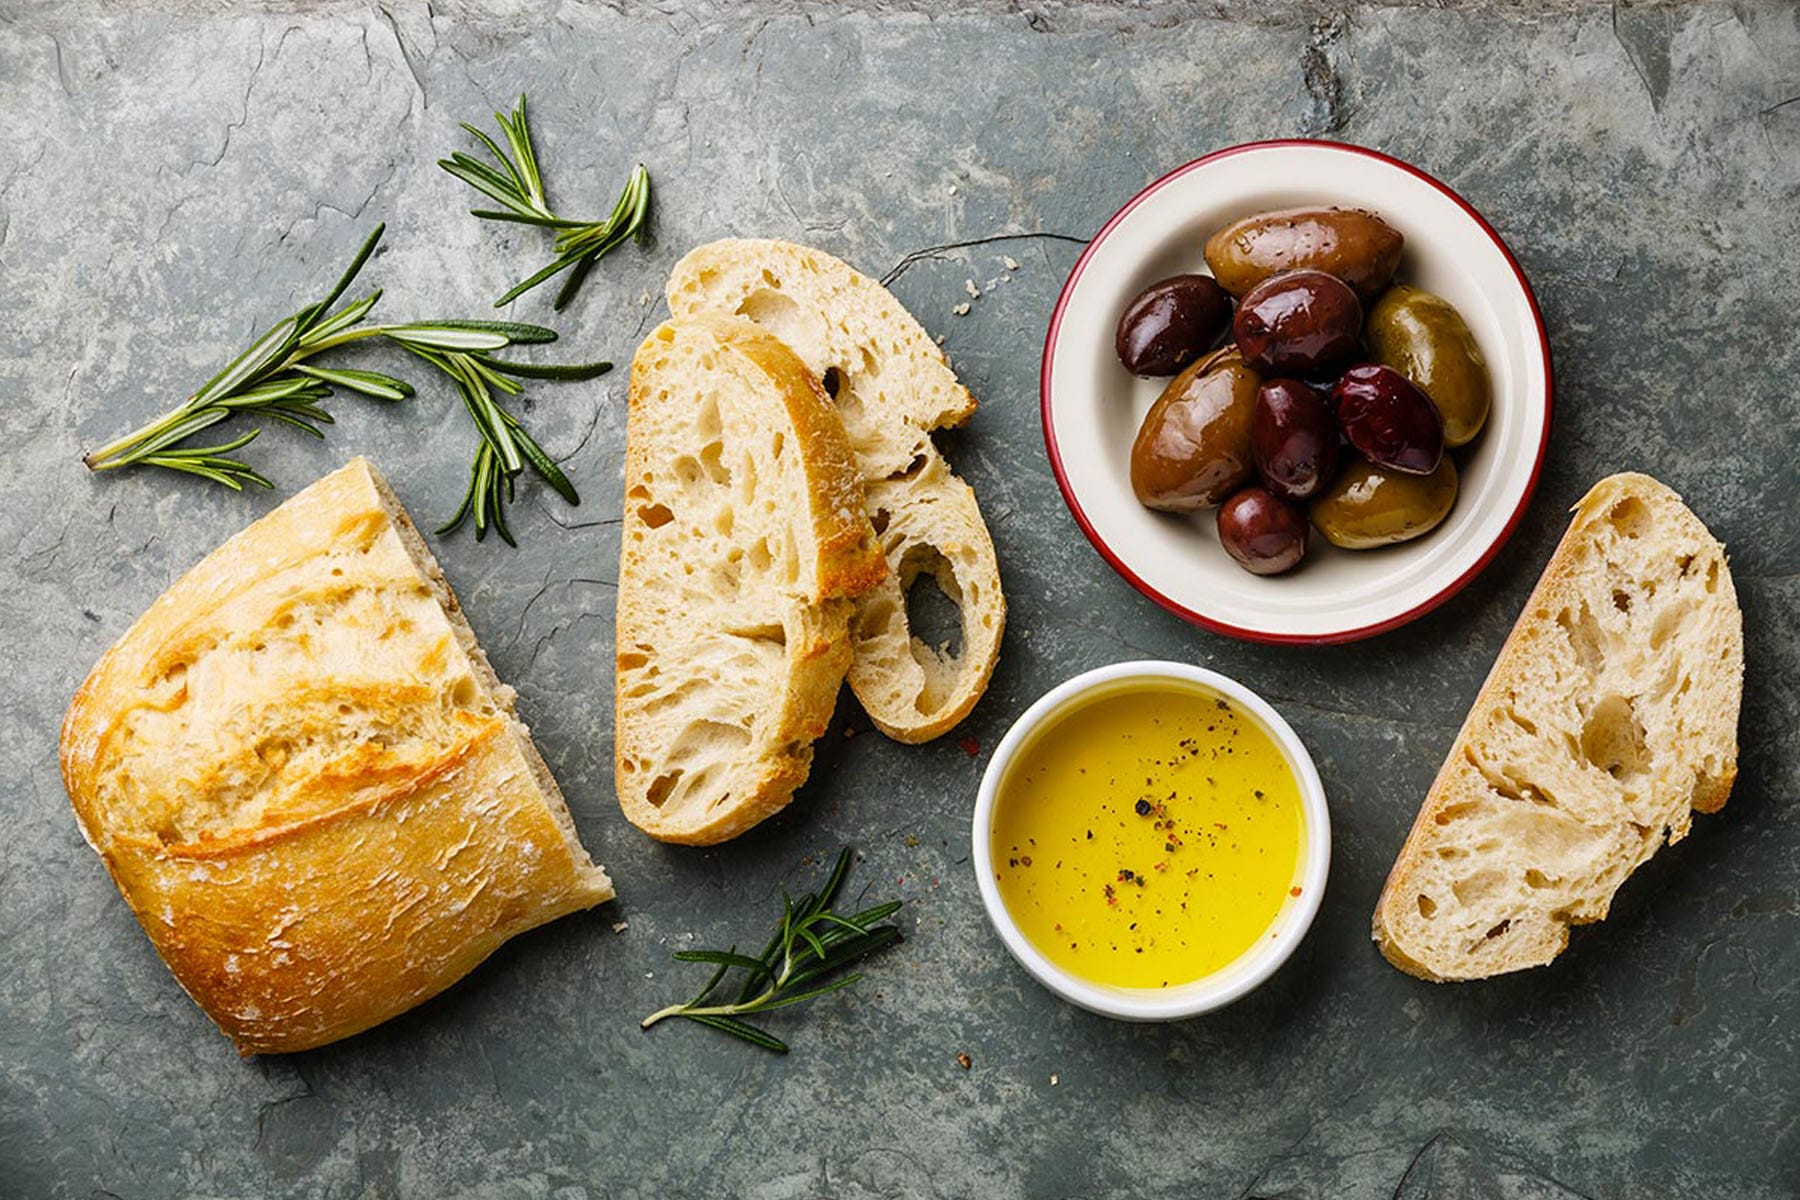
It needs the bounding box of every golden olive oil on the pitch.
[991,682,1305,989]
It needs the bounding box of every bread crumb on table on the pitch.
[951,302,971,316]
[964,279,981,299]
[955,1052,972,1070]
[1050,1073,1060,1086]
[612,921,629,934]
[1003,255,1021,271]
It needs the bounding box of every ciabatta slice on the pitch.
[850,454,1004,742]
[1373,473,1743,981]
[666,239,1005,741]
[616,315,885,845]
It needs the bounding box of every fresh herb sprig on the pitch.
[440,95,651,310]
[83,224,611,541]
[641,849,904,1054]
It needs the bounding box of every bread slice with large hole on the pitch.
[616,314,886,844]
[59,457,613,1054]
[666,238,1004,744]
[1372,473,1743,981]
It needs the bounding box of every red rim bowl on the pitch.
[1040,139,1553,645]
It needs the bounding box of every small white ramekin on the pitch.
[972,661,1331,1021]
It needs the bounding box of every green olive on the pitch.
[1130,346,1262,511]
[1310,457,1459,549]
[1365,285,1491,448]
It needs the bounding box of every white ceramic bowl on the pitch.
[971,661,1330,1021]
[1041,140,1552,644]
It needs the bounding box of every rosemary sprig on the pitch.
[83,224,611,542]
[440,94,651,310]
[641,849,904,1054]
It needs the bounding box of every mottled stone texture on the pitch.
[0,1,1796,1196]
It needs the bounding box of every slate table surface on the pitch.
[1,1,1796,1197]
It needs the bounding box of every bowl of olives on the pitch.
[1041,140,1551,643]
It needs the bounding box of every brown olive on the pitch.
[1217,486,1308,575]
[1365,284,1491,447]
[1252,379,1340,502]
[1310,458,1459,549]
[1204,207,1404,301]
[1332,364,1444,476]
[1232,270,1362,376]
[1115,274,1233,376]
[1129,347,1261,511]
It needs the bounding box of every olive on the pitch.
[1332,363,1444,476]
[1204,207,1404,301]
[1365,284,1491,447]
[1115,274,1233,376]
[1310,457,1459,549]
[1252,379,1340,501]
[1129,346,1262,512]
[1232,270,1362,376]
[1217,486,1308,575]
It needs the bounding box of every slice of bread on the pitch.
[1373,473,1744,981]
[616,314,886,844]
[666,238,1005,741]
[851,454,1005,742]
[60,457,613,1054]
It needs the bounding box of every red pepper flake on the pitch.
[1213,822,1229,832]
[957,735,981,757]
[1020,856,1033,867]
[1289,886,1304,898]
[1152,861,1168,872]
[955,1052,972,1071]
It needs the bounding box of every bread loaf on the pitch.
[1373,473,1743,981]
[59,458,613,1054]
[666,238,1004,741]
[615,314,886,844]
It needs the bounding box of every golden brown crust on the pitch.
[60,458,612,1053]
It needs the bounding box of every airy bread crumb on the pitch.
[1373,473,1743,981]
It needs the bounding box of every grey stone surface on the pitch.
[1,1,1796,1196]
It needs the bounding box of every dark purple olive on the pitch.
[1252,379,1341,502]
[1217,486,1308,576]
[1231,269,1363,375]
[1332,363,1445,476]
[1115,274,1233,376]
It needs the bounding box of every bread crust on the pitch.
[1372,473,1743,981]
[59,458,612,1053]
[614,316,884,844]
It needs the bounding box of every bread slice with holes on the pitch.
[1373,473,1743,981]
[666,238,1004,742]
[616,314,886,844]
[59,457,614,1054]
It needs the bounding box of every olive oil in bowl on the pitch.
[988,679,1308,993]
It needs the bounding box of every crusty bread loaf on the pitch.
[666,238,1005,741]
[616,314,886,844]
[59,458,613,1054]
[1373,473,1743,981]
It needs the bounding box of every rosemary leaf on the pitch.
[442,94,651,310]
[84,224,595,544]
[641,850,903,1054]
